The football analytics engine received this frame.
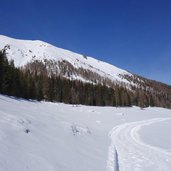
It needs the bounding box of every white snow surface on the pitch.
[139,119,171,151]
[0,35,132,84]
[0,94,171,171]
[107,118,171,171]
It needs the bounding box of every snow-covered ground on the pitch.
[139,119,171,152]
[0,94,171,171]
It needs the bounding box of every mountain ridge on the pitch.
[0,35,134,86]
[0,35,171,108]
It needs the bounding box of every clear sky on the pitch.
[0,0,171,85]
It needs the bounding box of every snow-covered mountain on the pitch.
[1,34,171,101]
[0,35,134,86]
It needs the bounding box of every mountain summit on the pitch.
[0,35,171,108]
[0,35,133,86]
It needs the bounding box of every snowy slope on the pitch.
[0,35,132,84]
[0,94,171,171]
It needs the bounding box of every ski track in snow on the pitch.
[107,118,171,171]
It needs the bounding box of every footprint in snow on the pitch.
[25,129,30,134]
[71,124,91,136]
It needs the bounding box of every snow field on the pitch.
[0,95,171,170]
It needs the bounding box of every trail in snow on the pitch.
[107,118,171,171]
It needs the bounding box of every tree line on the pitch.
[0,50,171,108]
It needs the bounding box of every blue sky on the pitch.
[0,0,171,85]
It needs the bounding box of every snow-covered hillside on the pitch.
[0,35,133,84]
[0,94,171,171]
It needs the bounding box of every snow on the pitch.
[0,94,171,170]
[139,119,171,151]
[0,35,132,84]
[107,118,171,171]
